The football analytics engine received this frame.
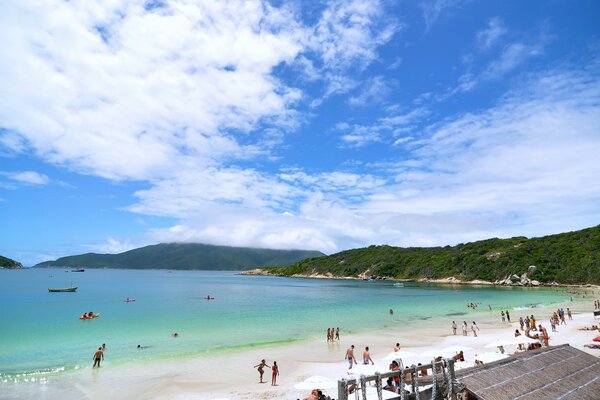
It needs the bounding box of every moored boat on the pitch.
[48,287,78,292]
[71,268,85,272]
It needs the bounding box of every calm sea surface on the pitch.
[0,268,569,380]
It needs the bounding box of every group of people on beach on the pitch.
[594,299,600,310]
[451,320,479,336]
[253,359,279,386]
[326,327,340,342]
[500,310,511,322]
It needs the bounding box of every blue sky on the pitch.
[1,0,600,266]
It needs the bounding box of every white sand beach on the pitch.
[5,295,599,400]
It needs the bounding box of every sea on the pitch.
[0,268,570,384]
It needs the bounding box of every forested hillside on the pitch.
[0,255,23,269]
[264,225,600,284]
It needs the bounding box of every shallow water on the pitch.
[0,268,569,380]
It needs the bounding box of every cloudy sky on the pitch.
[1,0,600,266]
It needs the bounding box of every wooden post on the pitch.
[449,359,458,400]
[338,378,348,400]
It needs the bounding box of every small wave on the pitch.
[0,366,67,384]
[446,312,467,316]
[513,303,544,310]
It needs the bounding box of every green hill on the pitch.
[34,243,324,270]
[0,255,24,269]
[263,225,600,285]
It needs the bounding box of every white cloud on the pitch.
[476,17,507,50]
[1,171,50,186]
[365,68,600,237]
[348,76,390,106]
[336,107,428,147]
[142,67,600,253]
[482,42,543,80]
[421,0,469,32]
[0,0,304,181]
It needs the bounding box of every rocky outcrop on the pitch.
[494,265,540,286]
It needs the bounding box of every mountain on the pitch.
[0,255,24,269]
[34,243,324,270]
[262,225,600,285]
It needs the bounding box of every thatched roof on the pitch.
[456,344,600,399]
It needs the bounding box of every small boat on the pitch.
[80,312,100,320]
[49,287,78,292]
[71,268,85,272]
[124,297,136,302]
[393,283,405,288]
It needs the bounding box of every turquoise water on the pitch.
[0,268,569,380]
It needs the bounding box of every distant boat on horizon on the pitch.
[71,268,85,272]
[48,287,78,292]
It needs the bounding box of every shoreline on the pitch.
[241,268,600,289]
[2,293,598,400]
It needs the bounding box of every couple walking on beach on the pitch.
[345,345,373,368]
[254,359,279,386]
[459,321,479,336]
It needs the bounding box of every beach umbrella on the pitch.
[474,352,509,363]
[382,350,417,361]
[294,375,338,390]
[347,364,381,376]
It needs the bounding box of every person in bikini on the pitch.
[271,361,279,386]
[253,359,270,383]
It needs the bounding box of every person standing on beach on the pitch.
[92,346,104,368]
[271,361,279,386]
[394,342,401,352]
[471,321,479,337]
[462,321,468,336]
[335,327,340,340]
[501,311,505,322]
[519,316,525,331]
[363,346,374,365]
[539,325,549,347]
[326,328,331,342]
[506,310,511,323]
[253,359,270,383]
[345,345,357,369]
[567,308,572,320]
[452,321,457,335]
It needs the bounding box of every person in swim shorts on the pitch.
[345,345,357,369]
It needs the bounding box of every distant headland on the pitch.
[0,255,23,269]
[33,243,324,270]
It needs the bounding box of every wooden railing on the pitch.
[337,359,459,400]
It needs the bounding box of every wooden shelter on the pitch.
[456,344,600,399]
